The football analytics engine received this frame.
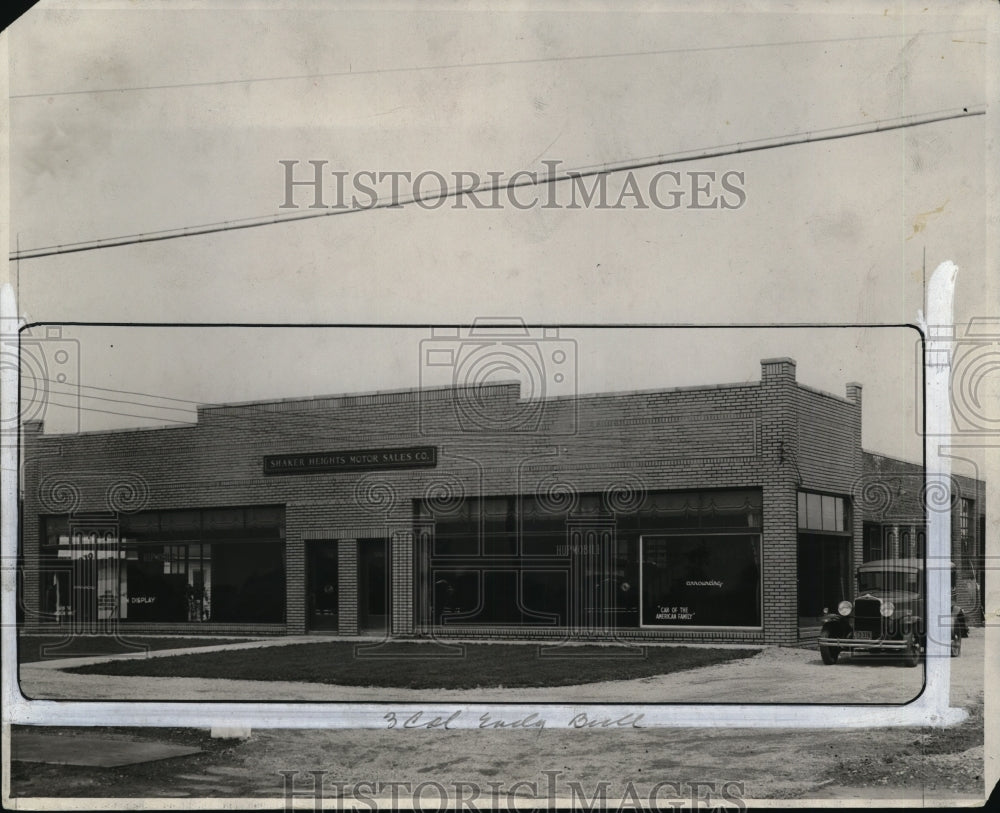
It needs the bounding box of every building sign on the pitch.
[263,446,438,476]
[640,535,761,628]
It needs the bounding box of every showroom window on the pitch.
[415,488,762,628]
[39,506,285,624]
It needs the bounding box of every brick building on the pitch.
[18,357,986,645]
[858,452,985,623]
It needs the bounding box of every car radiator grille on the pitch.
[853,597,884,636]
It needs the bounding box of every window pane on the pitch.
[806,493,822,530]
[433,534,479,556]
[203,508,244,531]
[520,570,569,625]
[120,512,159,536]
[43,517,69,546]
[210,541,285,622]
[527,535,567,557]
[245,506,283,528]
[123,545,189,621]
[821,496,836,531]
[835,498,844,531]
[576,494,604,515]
[483,497,509,518]
[159,510,201,533]
[797,493,806,528]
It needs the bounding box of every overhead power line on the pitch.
[34,383,198,414]
[10,105,985,262]
[9,28,983,100]
[25,376,206,406]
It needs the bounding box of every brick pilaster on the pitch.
[338,539,359,635]
[846,382,864,594]
[391,531,414,635]
[285,537,306,634]
[760,358,799,645]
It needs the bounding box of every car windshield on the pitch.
[858,569,920,594]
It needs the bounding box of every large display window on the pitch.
[39,506,285,625]
[640,534,762,628]
[415,488,762,629]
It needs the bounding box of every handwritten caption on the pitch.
[383,710,645,731]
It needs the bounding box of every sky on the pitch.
[2,1,996,473]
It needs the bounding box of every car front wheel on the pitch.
[902,632,921,667]
[819,624,840,664]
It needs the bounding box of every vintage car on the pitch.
[817,558,968,667]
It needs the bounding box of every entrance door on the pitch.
[307,541,339,631]
[358,539,389,633]
[797,533,850,636]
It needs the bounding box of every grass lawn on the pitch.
[19,635,254,664]
[65,641,759,689]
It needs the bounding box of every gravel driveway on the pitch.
[10,631,986,803]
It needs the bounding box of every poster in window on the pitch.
[641,535,761,627]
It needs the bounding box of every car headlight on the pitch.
[837,601,852,616]
[880,600,895,617]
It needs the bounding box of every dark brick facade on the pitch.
[858,451,986,622]
[20,357,980,644]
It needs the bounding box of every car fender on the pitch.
[821,616,851,637]
[899,613,924,642]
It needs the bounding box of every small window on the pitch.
[798,491,847,532]
[863,525,883,561]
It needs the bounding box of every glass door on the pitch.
[359,539,389,633]
[307,541,339,631]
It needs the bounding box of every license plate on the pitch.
[854,631,872,640]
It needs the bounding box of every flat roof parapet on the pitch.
[198,380,523,417]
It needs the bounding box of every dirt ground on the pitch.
[8,630,991,805]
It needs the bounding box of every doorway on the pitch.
[358,539,389,633]
[797,533,851,636]
[307,541,339,631]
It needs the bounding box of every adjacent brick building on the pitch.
[18,357,986,645]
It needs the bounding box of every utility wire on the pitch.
[28,400,194,425]
[21,376,209,406]
[9,28,983,100]
[29,384,198,414]
[17,103,978,253]
[10,105,985,262]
